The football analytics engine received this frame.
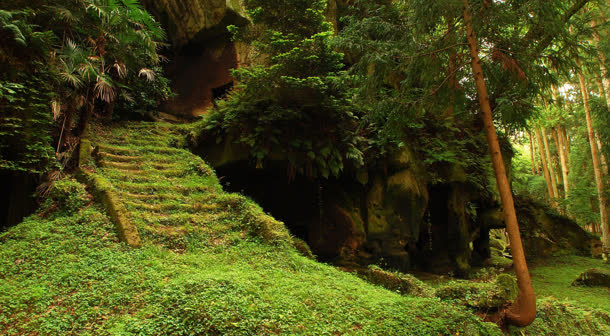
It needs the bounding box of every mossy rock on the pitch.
[435,274,518,310]
[291,237,315,260]
[359,265,433,297]
[572,268,610,288]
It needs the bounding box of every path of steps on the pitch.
[79,122,289,251]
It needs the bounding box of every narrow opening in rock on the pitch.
[212,81,234,107]
[215,162,318,242]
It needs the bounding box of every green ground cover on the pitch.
[0,122,608,335]
[529,255,610,311]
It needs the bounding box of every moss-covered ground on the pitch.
[529,255,610,311]
[0,122,608,335]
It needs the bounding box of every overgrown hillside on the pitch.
[1,122,609,335]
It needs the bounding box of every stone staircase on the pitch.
[79,122,289,250]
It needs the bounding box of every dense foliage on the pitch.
[203,0,364,179]
[0,0,172,175]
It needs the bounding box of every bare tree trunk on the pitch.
[536,128,557,206]
[550,85,569,197]
[595,134,609,176]
[554,127,569,197]
[592,19,610,111]
[577,58,609,261]
[542,127,560,199]
[528,131,537,175]
[561,125,571,158]
[446,16,457,118]
[463,0,536,326]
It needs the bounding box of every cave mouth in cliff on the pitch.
[215,161,319,242]
[413,184,454,272]
[0,172,37,232]
[212,81,234,107]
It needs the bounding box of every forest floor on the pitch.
[0,121,608,335]
[529,255,609,311]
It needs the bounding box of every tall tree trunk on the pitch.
[463,0,536,326]
[536,128,557,206]
[550,84,569,197]
[446,16,458,118]
[592,19,610,110]
[554,127,569,197]
[576,58,609,261]
[595,134,609,176]
[561,125,571,158]
[542,127,560,199]
[528,131,537,175]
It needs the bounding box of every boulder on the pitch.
[515,196,601,258]
[572,268,610,288]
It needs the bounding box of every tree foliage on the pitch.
[0,0,172,174]
[204,0,363,179]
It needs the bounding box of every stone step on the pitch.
[98,152,142,163]
[113,182,212,195]
[99,161,141,170]
[131,211,224,227]
[123,200,220,214]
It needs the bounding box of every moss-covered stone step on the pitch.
[106,168,187,179]
[120,190,215,204]
[98,144,184,156]
[98,161,142,170]
[112,182,213,195]
[123,199,220,214]
[98,152,142,163]
[101,138,170,147]
[130,211,225,227]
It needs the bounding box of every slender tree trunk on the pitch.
[550,85,569,196]
[554,127,569,197]
[577,58,609,261]
[447,16,458,118]
[57,105,74,152]
[536,128,557,206]
[542,127,560,199]
[595,134,609,176]
[561,125,571,158]
[592,19,610,110]
[528,131,537,175]
[463,0,536,326]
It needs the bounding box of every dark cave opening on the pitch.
[414,184,452,272]
[212,81,234,107]
[215,161,319,243]
[1,172,37,231]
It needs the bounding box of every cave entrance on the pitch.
[215,161,319,242]
[0,172,37,231]
[415,185,450,269]
[212,81,234,107]
[163,36,238,117]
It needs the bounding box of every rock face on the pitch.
[196,136,490,274]
[142,0,248,48]
[141,0,251,117]
[165,40,239,116]
[513,196,601,258]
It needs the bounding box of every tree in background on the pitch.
[203,0,363,179]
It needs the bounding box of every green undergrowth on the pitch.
[1,204,503,335]
[529,255,610,311]
[1,121,609,335]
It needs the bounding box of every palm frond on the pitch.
[138,68,155,81]
[51,100,62,120]
[94,74,116,102]
[112,61,127,78]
